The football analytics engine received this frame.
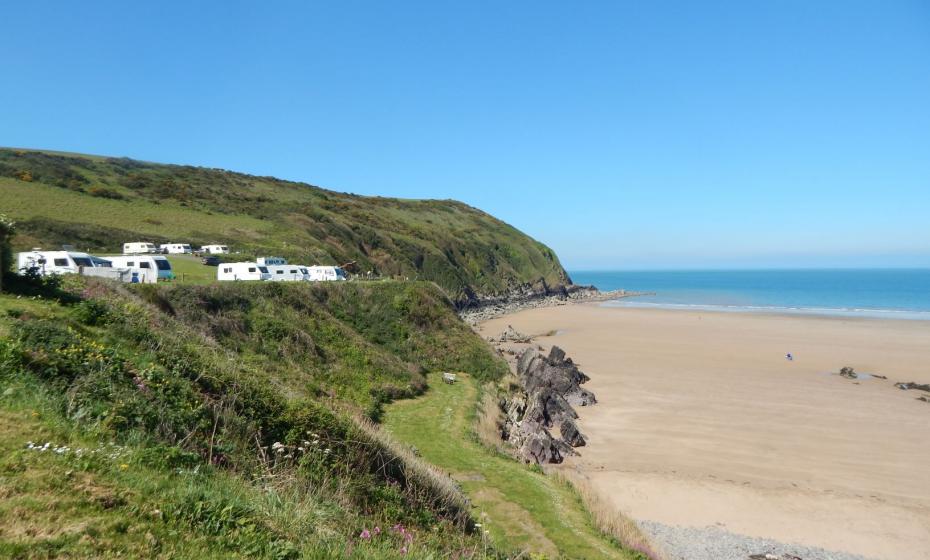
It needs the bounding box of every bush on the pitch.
[88,186,125,200]
[0,213,14,292]
[73,299,110,325]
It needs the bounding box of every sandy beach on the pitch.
[480,304,930,560]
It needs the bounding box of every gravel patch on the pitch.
[638,520,880,560]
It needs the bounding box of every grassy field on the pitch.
[165,254,218,284]
[382,375,644,560]
[0,148,571,304]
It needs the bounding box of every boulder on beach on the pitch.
[500,345,597,464]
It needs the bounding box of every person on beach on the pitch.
[786,352,793,361]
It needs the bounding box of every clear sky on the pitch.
[3,1,929,269]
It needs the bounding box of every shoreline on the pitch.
[478,303,930,560]
[602,299,930,322]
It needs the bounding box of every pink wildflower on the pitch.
[360,529,371,540]
[373,526,381,535]
[400,546,408,555]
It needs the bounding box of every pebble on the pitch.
[637,520,879,560]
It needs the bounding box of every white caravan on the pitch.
[305,266,347,282]
[256,257,287,266]
[266,264,308,282]
[217,262,271,281]
[123,242,159,254]
[201,244,230,255]
[106,255,174,282]
[160,243,192,254]
[17,250,97,276]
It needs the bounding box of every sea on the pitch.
[569,269,930,321]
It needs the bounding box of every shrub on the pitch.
[0,213,14,292]
[73,299,110,325]
[88,186,125,200]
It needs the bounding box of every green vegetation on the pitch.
[137,281,507,413]
[0,213,13,292]
[0,148,570,304]
[0,274,507,558]
[383,375,645,560]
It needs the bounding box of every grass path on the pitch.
[383,374,639,560]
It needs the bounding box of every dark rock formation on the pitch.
[895,381,930,392]
[492,325,532,343]
[559,418,586,447]
[500,346,596,464]
[839,366,858,379]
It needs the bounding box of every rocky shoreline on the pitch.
[481,322,598,464]
[499,345,597,464]
[460,285,651,326]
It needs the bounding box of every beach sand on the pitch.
[479,305,930,560]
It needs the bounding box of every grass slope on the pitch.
[383,375,645,560]
[0,148,570,303]
[0,276,509,558]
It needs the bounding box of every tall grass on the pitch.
[474,384,508,455]
[551,469,665,560]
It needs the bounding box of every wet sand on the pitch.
[480,305,930,560]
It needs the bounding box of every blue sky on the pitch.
[3,1,929,269]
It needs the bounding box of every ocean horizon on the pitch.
[569,268,930,320]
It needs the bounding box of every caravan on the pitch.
[266,264,308,281]
[123,242,159,254]
[217,262,271,281]
[201,244,230,255]
[106,255,174,282]
[305,266,347,282]
[17,250,98,276]
[160,243,192,254]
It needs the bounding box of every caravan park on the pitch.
[16,242,349,285]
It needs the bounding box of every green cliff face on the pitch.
[0,148,571,304]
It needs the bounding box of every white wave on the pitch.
[601,300,930,320]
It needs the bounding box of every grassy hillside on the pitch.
[0,274,506,558]
[0,148,570,304]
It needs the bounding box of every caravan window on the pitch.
[276,270,284,275]
[223,267,232,273]
[54,258,68,266]
[139,262,151,269]
[258,266,269,273]
[155,260,171,270]
[248,267,256,273]
[127,261,135,267]
[72,257,93,267]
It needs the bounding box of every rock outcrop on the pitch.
[895,381,930,392]
[491,325,532,343]
[500,346,596,464]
